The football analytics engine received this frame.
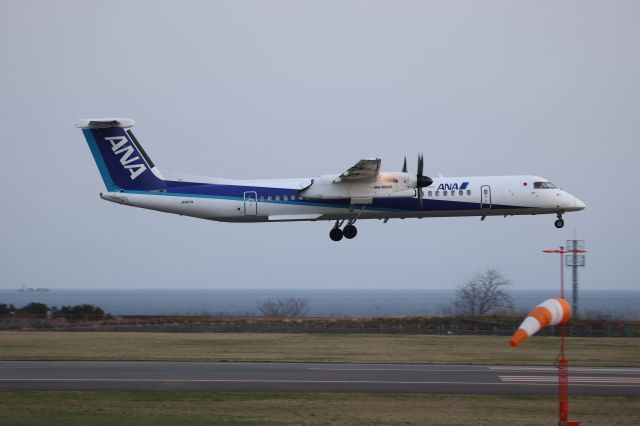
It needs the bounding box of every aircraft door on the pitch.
[244,191,257,215]
[480,185,491,209]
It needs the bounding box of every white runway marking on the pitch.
[308,368,483,372]
[491,366,640,374]
[500,376,640,384]
[0,378,638,387]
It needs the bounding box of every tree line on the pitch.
[0,302,110,321]
[0,269,531,321]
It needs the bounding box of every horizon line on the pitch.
[0,287,636,292]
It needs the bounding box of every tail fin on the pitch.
[76,118,166,192]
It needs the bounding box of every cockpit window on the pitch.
[534,181,557,189]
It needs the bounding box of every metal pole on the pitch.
[572,249,578,318]
[560,246,564,298]
[567,239,586,320]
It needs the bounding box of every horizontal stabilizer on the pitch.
[75,118,135,129]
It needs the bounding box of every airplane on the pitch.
[77,118,586,241]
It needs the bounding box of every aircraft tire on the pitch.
[330,227,344,241]
[343,224,358,239]
[554,219,565,229]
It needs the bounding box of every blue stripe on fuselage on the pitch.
[119,180,526,212]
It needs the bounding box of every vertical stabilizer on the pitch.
[76,118,166,191]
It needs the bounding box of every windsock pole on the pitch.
[542,246,577,426]
[559,248,568,425]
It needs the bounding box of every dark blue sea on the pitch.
[0,289,638,319]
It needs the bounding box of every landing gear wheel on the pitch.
[329,227,344,241]
[343,224,358,239]
[555,219,565,229]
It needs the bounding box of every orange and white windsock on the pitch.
[509,298,571,347]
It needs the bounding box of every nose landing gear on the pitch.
[555,212,565,229]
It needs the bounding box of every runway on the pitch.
[0,361,638,395]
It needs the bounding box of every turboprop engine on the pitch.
[301,172,417,201]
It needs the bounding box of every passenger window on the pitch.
[283,195,288,201]
[467,190,471,196]
[459,190,463,196]
[483,189,488,195]
[259,196,264,201]
[451,191,455,196]
[267,196,272,201]
[428,191,432,197]
[435,191,440,196]
[275,195,280,201]
[443,190,448,196]
[291,195,296,201]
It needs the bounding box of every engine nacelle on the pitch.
[301,172,415,200]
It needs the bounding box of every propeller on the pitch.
[415,154,433,209]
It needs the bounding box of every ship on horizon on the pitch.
[17,285,50,293]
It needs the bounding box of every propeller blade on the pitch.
[402,156,407,173]
[415,153,433,189]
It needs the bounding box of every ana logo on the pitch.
[105,136,147,180]
[437,182,469,191]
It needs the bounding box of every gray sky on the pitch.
[1,1,638,291]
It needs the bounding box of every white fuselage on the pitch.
[99,174,585,223]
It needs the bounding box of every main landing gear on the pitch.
[555,212,565,229]
[329,221,358,241]
[329,205,366,241]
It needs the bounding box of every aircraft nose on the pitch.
[573,196,586,210]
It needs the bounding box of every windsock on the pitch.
[509,298,571,347]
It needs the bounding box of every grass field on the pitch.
[0,391,638,426]
[0,331,638,366]
[2,332,638,425]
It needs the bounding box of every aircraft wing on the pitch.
[333,158,381,183]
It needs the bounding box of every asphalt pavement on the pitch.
[0,361,638,395]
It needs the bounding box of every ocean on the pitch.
[0,289,638,319]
